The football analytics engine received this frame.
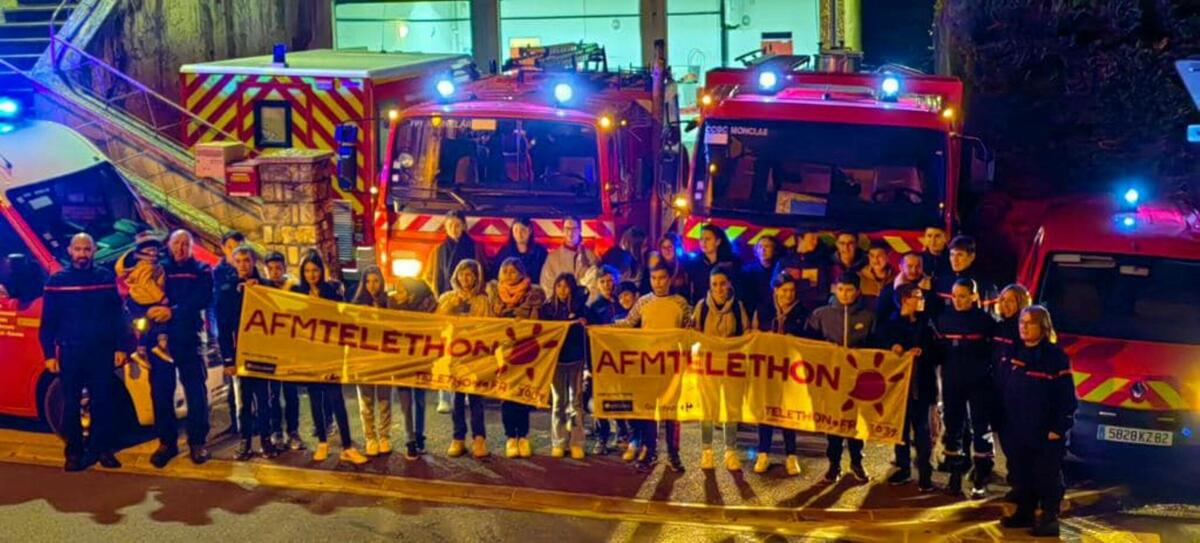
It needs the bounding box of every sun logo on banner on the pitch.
[842,352,906,416]
[497,324,560,380]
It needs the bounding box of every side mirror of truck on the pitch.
[961,135,994,192]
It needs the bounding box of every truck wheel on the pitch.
[41,377,66,439]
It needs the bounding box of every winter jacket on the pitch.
[921,250,952,280]
[1000,340,1077,446]
[878,312,938,404]
[540,244,597,292]
[857,265,896,308]
[805,298,877,348]
[739,259,777,311]
[435,260,490,317]
[428,233,485,295]
[542,286,588,363]
[587,295,624,325]
[690,294,750,337]
[752,300,809,336]
[600,246,643,285]
[487,280,546,319]
[616,292,691,330]
[491,241,548,283]
[394,277,437,313]
[164,257,213,345]
[829,251,867,280]
[930,305,995,387]
[39,265,130,358]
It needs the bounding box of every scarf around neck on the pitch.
[498,277,531,306]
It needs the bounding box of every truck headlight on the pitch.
[391,258,422,278]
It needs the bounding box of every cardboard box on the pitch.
[194,141,247,181]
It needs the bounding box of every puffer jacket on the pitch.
[805,298,877,348]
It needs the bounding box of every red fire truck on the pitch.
[0,117,225,435]
[1017,190,1200,465]
[677,54,992,256]
[374,43,681,282]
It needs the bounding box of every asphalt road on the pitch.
[0,462,804,543]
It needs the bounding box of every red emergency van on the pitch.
[1017,192,1200,464]
[0,119,225,434]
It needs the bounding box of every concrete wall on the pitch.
[86,0,332,101]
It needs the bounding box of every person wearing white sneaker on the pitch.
[488,258,546,458]
[391,277,438,458]
[690,268,749,472]
[544,273,588,461]
[435,260,493,458]
[751,273,810,476]
[351,268,395,458]
[292,252,368,466]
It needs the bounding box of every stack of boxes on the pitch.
[255,149,338,269]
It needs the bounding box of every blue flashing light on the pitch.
[757,70,779,92]
[1120,215,1137,229]
[0,123,13,135]
[881,76,901,95]
[1182,426,1193,439]
[435,79,455,99]
[553,82,574,104]
[1123,188,1140,206]
[0,97,20,120]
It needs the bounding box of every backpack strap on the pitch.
[734,302,744,336]
[699,301,709,332]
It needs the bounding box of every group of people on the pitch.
[39,212,1076,537]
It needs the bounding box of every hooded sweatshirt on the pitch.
[691,292,750,337]
[429,232,485,295]
[436,260,490,317]
[542,279,588,364]
[753,298,809,336]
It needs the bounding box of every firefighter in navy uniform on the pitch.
[991,284,1031,501]
[39,233,131,472]
[932,236,997,313]
[149,230,215,468]
[216,246,280,460]
[931,278,996,498]
[999,306,1077,538]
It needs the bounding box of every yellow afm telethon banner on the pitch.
[589,328,914,444]
[235,285,569,408]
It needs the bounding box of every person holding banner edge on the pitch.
[587,265,629,455]
[544,272,589,460]
[690,267,750,472]
[261,251,305,451]
[805,272,876,484]
[290,251,368,465]
[488,257,547,458]
[436,259,492,459]
[879,282,937,490]
[349,267,397,458]
[750,273,810,476]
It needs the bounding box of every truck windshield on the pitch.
[1039,253,1200,345]
[5,162,150,265]
[694,120,946,230]
[389,116,601,214]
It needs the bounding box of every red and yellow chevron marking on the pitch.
[680,216,925,255]
[1072,370,1190,411]
[394,213,615,241]
[183,73,373,214]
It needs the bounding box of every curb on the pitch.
[0,429,1123,533]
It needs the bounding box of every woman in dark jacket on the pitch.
[686,224,739,303]
[290,251,367,465]
[750,273,809,476]
[543,272,589,460]
[490,216,548,282]
[642,232,690,296]
[999,306,1077,538]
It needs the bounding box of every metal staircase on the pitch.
[0,0,69,96]
[2,0,267,248]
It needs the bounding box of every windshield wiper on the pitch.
[438,188,476,211]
